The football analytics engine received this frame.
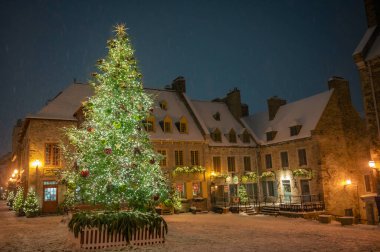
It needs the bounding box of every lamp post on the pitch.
[31,160,41,194]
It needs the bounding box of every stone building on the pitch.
[243,77,373,222]
[353,0,380,224]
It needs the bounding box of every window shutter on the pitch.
[186,182,193,199]
[201,182,208,198]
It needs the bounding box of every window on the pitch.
[228,129,237,143]
[298,149,307,166]
[227,157,235,172]
[290,125,302,136]
[213,112,220,121]
[364,175,372,192]
[163,116,172,133]
[179,116,188,134]
[265,154,272,169]
[280,151,288,168]
[244,156,251,171]
[192,182,202,197]
[157,150,167,166]
[159,100,167,110]
[266,131,277,141]
[191,150,199,165]
[211,128,222,142]
[267,181,275,197]
[213,156,221,173]
[262,181,276,197]
[44,187,57,201]
[241,130,251,143]
[45,143,60,166]
[176,183,186,198]
[143,115,155,132]
[175,150,183,166]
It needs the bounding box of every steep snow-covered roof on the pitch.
[242,90,333,145]
[146,89,204,141]
[28,83,93,121]
[191,100,255,146]
[353,26,380,61]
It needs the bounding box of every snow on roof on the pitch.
[242,90,333,145]
[353,26,376,56]
[191,100,255,146]
[28,84,93,121]
[144,89,204,142]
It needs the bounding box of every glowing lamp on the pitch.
[31,160,41,168]
[369,161,376,168]
[11,173,15,178]
[14,169,18,174]
[211,171,216,177]
[345,179,352,186]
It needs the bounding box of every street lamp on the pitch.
[31,160,41,193]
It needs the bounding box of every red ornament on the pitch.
[80,169,89,178]
[87,127,94,132]
[104,148,112,155]
[153,194,160,201]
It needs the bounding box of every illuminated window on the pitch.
[191,150,199,165]
[176,183,186,198]
[157,150,167,166]
[179,116,188,134]
[175,150,184,166]
[211,128,222,142]
[159,100,168,110]
[45,143,60,166]
[44,187,57,201]
[229,129,237,143]
[227,156,235,172]
[163,116,172,133]
[143,115,155,132]
[213,156,221,173]
[192,182,202,197]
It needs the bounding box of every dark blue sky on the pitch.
[0,0,367,156]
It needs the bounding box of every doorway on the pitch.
[300,179,311,203]
[42,181,58,213]
[282,180,291,202]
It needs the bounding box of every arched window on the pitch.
[211,128,222,142]
[228,128,237,143]
[241,129,251,143]
[179,116,188,134]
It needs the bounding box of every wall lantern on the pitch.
[31,160,41,168]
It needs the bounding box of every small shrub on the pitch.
[23,191,39,218]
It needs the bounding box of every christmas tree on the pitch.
[23,191,39,217]
[64,24,168,212]
[13,186,24,216]
[6,191,14,208]
[238,185,249,205]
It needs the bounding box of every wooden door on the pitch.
[42,182,58,213]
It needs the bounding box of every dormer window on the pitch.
[162,116,172,133]
[179,116,188,134]
[211,128,222,142]
[241,130,251,143]
[143,115,155,132]
[290,125,302,136]
[213,112,220,121]
[228,129,237,143]
[266,131,277,141]
[159,100,168,110]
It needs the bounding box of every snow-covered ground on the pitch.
[0,201,379,252]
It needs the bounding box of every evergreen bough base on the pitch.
[24,191,39,217]
[69,211,167,242]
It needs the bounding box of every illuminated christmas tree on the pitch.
[238,185,248,205]
[64,24,168,212]
[13,186,24,216]
[23,191,39,217]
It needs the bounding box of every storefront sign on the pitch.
[43,168,60,177]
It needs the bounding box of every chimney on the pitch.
[171,76,186,93]
[225,88,242,119]
[267,96,286,121]
[364,0,380,27]
[328,76,352,106]
[241,103,249,117]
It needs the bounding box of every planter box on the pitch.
[337,216,354,226]
[318,215,332,224]
[68,224,166,250]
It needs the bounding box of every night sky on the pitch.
[0,0,367,156]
